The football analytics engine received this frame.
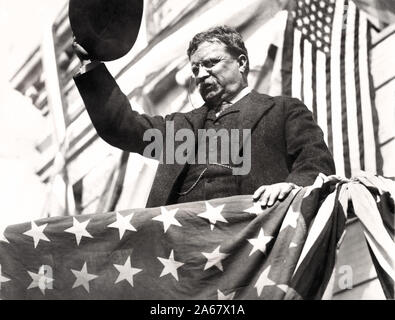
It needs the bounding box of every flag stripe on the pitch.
[345,2,362,174]
[316,51,329,144]
[303,40,313,112]
[300,37,305,103]
[325,55,334,155]
[364,232,395,281]
[366,21,383,176]
[281,12,295,97]
[353,8,365,172]
[349,183,395,280]
[330,0,346,177]
[366,244,395,299]
[292,31,303,100]
[340,0,351,177]
[294,190,338,275]
[358,12,377,174]
[311,48,318,121]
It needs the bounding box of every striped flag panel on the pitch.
[281,0,381,178]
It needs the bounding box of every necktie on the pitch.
[216,100,232,116]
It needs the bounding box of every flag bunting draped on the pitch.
[0,172,393,299]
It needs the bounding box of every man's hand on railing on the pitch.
[253,182,298,208]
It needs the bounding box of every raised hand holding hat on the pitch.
[69,0,144,62]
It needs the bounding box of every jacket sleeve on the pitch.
[283,97,336,186]
[73,63,168,156]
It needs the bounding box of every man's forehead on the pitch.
[190,40,229,62]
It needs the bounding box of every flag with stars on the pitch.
[0,173,345,300]
[281,0,382,178]
[0,174,392,300]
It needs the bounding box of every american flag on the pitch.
[0,173,393,299]
[349,174,395,299]
[281,0,382,178]
[0,175,347,300]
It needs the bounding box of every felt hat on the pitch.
[69,0,144,61]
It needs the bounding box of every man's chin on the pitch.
[201,91,222,106]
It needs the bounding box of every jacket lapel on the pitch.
[236,91,275,152]
[146,105,209,207]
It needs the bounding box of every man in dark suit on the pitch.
[73,25,335,208]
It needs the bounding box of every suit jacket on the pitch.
[74,63,336,208]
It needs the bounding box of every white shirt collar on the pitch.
[215,86,252,117]
[229,86,252,105]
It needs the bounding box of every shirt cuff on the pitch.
[75,60,102,76]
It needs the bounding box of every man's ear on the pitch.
[237,54,248,73]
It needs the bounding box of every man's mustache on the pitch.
[199,81,218,93]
